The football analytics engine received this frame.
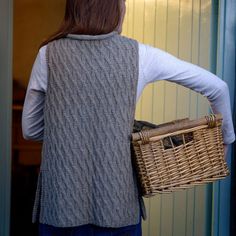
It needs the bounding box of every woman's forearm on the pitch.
[22,89,45,141]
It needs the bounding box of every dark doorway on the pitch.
[10,1,64,235]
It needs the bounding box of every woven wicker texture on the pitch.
[131,114,230,197]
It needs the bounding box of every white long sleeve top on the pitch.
[22,39,235,145]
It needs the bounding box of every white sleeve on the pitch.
[138,42,235,145]
[21,45,48,141]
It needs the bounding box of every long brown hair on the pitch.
[41,0,124,47]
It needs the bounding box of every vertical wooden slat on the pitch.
[160,1,180,236]
[141,0,155,123]
[207,21,219,236]
[189,0,200,120]
[185,0,197,221]
[177,0,192,119]
[185,189,195,236]
[193,2,212,235]
[139,0,156,233]
[149,195,162,236]
[197,0,211,118]
[172,2,192,234]
[122,0,128,36]
[150,1,167,235]
[164,0,179,122]
[127,0,134,38]
[132,0,145,119]
[140,1,160,236]
[152,0,167,125]
[129,0,149,234]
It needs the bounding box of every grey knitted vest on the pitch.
[32,31,147,227]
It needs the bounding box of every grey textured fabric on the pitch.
[32,31,147,228]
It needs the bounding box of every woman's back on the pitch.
[33,31,145,228]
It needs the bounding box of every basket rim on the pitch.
[132,113,222,142]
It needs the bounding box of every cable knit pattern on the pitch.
[31,32,147,227]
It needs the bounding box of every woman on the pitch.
[22,0,235,235]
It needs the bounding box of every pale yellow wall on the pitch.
[13,0,65,87]
[122,0,212,236]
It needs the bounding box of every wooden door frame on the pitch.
[0,0,13,235]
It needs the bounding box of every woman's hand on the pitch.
[224,144,229,160]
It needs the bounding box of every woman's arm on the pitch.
[138,42,235,145]
[22,46,47,141]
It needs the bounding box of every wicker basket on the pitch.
[131,113,230,197]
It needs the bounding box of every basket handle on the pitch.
[132,113,222,142]
[205,113,217,128]
[136,118,190,144]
